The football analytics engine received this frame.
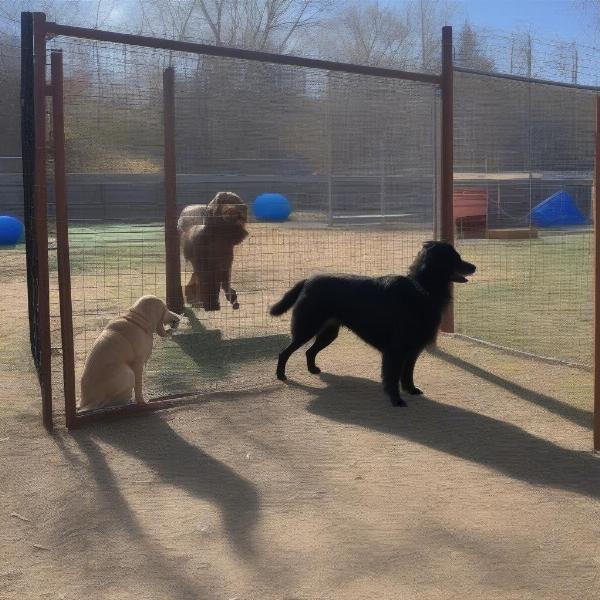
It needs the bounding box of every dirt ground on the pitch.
[2,228,599,599]
[2,331,600,600]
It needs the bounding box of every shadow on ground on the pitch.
[67,415,260,558]
[431,347,592,430]
[150,308,288,392]
[299,372,600,499]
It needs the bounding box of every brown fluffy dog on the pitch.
[180,193,248,311]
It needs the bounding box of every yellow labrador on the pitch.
[79,295,181,411]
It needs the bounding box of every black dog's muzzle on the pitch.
[452,261,476,283]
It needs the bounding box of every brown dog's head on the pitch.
[207,192,248,225]
[130,295,181,337]
[220,202,248,225]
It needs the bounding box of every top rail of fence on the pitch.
[455,65,600,93]
[43,18,440,86]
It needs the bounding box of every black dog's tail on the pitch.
[270,280,306,316]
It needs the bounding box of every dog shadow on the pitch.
[70,414,260,559]
[169,307,288,380]
[300,372,600,499]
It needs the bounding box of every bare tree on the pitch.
[314,0,455,71]
[0,0,118,33]
[136,0,333,52]
[411,0,455,71]
[509,31,534,77]
[455,21,494,72]
[550,40,579,83]
[573,0,600,24]
[136,0,201,39]
[318,1,412,67]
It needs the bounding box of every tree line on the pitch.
[0,1,596,176]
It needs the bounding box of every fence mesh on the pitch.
[5,26,595,421]
[454,70,595,367]
[43,36,438,409]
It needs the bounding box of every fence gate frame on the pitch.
[21,12,53,431]
[595,97,600,453]
[21,11,600,451]
[21,11,455,429]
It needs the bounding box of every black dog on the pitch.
[270,241,476,406]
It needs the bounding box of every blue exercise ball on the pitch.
[0,216,24,246]
[253,193,291,222]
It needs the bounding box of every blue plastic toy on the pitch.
[531,191,591,228]
[0,216,24,246]
[252,193,291,222]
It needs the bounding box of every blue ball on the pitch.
[253,193,291,222]
[0,216,24,246]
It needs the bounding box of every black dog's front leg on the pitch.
[401,350,423,395]
[381,352,407,407]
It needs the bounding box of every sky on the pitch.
[455,0,597,46]
[2,1,597,47]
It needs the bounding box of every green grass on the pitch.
[65,223,166,275]
[456,232,592,365]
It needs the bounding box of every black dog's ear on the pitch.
[422,241,437,249]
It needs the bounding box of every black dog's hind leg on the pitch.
[306,320,340,375]
[381,352,407,407]
[277,307,325,381]
[277,336,314,381]
[401,349,423,395]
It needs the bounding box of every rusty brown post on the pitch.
[594,96,600,452]
[440,25,454,334]
[32,12,53,430]
[163,66,184,313]
[51,50,77,429]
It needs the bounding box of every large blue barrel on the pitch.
[0,216,24,246]
[252,193,291,222]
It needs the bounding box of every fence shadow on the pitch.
[170,307,288,379]
[52,430,216,599]
[431,347,592,430]
[71,414,260,558]
[301,372,600,499]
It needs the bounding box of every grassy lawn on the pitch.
[456,231,592,365]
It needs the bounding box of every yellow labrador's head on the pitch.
[131,295,181,337]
